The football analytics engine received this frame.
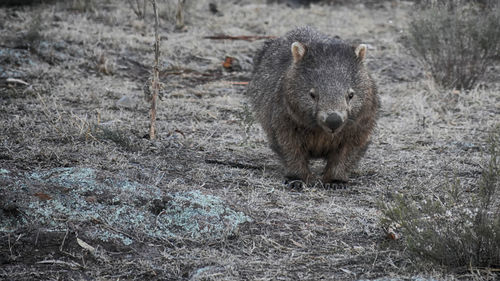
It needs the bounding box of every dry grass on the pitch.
[0,1,499,280]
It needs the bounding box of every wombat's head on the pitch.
[283,40,371,133]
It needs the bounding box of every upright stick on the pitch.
[175,0,185,30]
[150,0,160,140]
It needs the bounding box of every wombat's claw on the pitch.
[283,179,304,191]
[323,181,348,190]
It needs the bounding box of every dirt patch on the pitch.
[0,0,499,280]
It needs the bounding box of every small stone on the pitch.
[116,95,134,108]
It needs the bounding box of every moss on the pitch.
[155,190,252,239]
[29,167,99,192]
[2,167,251,245]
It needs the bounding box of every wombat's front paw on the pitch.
[323,180,348,190]
[283,178,305,191]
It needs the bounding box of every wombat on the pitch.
[247,26,379,188]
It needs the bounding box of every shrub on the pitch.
[405,1,500,89]
[381,125,500,271]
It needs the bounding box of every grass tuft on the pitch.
[68,0,95,13]
[23,11,43,48]
[127,0,147,19]
[381,125,500,271]
[93,125,139,152]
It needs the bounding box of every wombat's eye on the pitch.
[347,88,355,100]
[309,88,317,100]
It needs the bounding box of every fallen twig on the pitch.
[6,78,29,85]
[221,81,249,85]
[76,237,96,253]
[204,158,262,170]
[203,35,277,41]
[36,259,82,268]
[161,68,216,77]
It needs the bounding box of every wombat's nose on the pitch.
[325,113,343,130]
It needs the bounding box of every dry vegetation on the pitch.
[405,0,500,90]
[381,126,500,271]
[0,0,499,280]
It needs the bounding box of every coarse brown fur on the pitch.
[247,26,379,187]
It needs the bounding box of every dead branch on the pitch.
[221,81,249,85]
[36,259,82,268]
[6,78,29,85]
[203,35,277,41]
[204,159,263,170]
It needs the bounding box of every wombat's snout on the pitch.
[318,111,345,132]
[325,113,343,130]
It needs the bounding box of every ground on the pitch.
[0,1,499,280]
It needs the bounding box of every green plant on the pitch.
[381,125,500,271]
[405,1,500,89]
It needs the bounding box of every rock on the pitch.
[116,95,134,108]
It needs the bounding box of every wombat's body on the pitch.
[247,26,379,187]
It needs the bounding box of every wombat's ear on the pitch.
[291,42,306,63]
[354,44,367,62]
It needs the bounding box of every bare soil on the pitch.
[0,1,499,280]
